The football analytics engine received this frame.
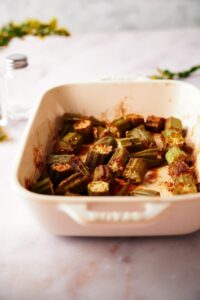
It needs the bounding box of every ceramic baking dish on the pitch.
[13,80,200,236]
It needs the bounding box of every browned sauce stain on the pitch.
[144,169,158,184]
[165,181,174,192]
[109,244,120,255]
[114,99,128,119]
[33,144,45,173]
[24,177,33,190]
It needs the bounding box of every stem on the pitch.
[150,65,200,80]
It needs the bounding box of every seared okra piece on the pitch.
[59,123,74,138]
[131,188,160,196]
[49,163,72,186]
[74,119,94,143]
[162,129,184,148]
[89,116,106,127]
[165,117,183,132]
[117,137,141,151]
[173,174,197,195]
[165,146,187,164]
[63,112,83,123]
[115,180,130,196]
[71,156,89,176]
[57,172,88,194]
[125,114,144,128]
[130,147,164,168]
[108,147,129,176]
[95,135,117,149]
[59,132,83,154]
[126,124,155,150]
[87,180,110,196]
[145,115,165,133]
[168,160,192,180]
[123,158,147,183]
[46,154,75,165]
[85,144,113,169]
[93,165,113,182]
[108,118,131,138]
[93,126,109,140]
[31,176,54,195]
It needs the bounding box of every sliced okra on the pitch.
[165,146,187,164]
[87,180,110,196]
[145,115,165,133]
[168,160,192,179]
[71,156,89,176]
[46,154,75,165]
[108,118,131,138]
[126,124,155,150]
[49,163,72,186]
[165,117,183,132]
[31,176,54,195]
[95,135,117,149]
[85,144,113,169]
[89,116,106,127]
[162,129,184,148]
[60,132,83,154]
[93,165,114,182]
[108,147,129,176]
[173,174,197,195]
[74,119,94,143]
[63,112,83,123]
[131,188,160,196]
[57,172,88,194]
[123,158,147,183]
[125,113,144,128]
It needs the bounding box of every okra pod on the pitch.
[93,165,114,182]
[59,132,83,154]
[130,188,160,196]
[117,137,141,151]
[130,148,164,168]
[168,160,192,179]
[63,112,83,123]
[57,172,88,194]
[125,114,144,128]
[89,116,106,127]
[31,176,54,195]
[108,147,129,176]
[115,180,130,196]
[123,158,148,183]
[145,115,165,133]
[71,156,89,176]
[165,117,183,132]
[49,163,72,186]
[87,180,110,196]
[162,129,184,148]
[95,135,117,149]
[126,124,155,150]
[165,146,187,164]
[85,144,113,169]
[173,174,197,195]
[108,118,131,138]
[59,123,74,138]
[74,119,94,143]
[46,154,75,165]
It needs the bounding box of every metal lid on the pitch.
[5,54,28,69]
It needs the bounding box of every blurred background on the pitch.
[0,0,200,31]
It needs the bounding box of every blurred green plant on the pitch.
[0,18,70,46]
[150,65,200,80]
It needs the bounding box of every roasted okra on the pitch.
[30,112,198,196]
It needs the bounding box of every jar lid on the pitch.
[5,54,28,69]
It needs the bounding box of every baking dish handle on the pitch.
[58,202,170,225]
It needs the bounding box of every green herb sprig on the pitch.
[0,18,70,47]
[150,65,200,80]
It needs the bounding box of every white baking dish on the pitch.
[13,80,200,236]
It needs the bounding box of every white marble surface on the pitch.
[0,29,200,300]
[0,0,200,30]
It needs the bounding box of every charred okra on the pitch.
[31,176,54,195]
[95,135,117,149]
[126,124,155,150]
[145,115,165,133]
[162,129,184,148]
[168,160,193,179]
[89,116,106,127]
[165,146,187,164]
[87,180,110,196]
[86,144,113,169]
[108,118,131,138]
[130,147,164,168]
[49,163,72,186]
[93,126,109,140]
[125,114,144,128]
[57,172,88,194]
[165,117,183,132]
[108,147,129,176]
[74,119,94,143]
[173,174,197,195]
[93,165,113,182]
[123,158,147,183]
[117,137,141,151]
[46,154,75,166]
[55,132,83,154]
[130,188,160,196]
[71,156,89,176]
[63,112,83,123]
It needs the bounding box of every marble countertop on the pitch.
[1,29,200,300]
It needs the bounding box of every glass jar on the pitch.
[4,54,35,120]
